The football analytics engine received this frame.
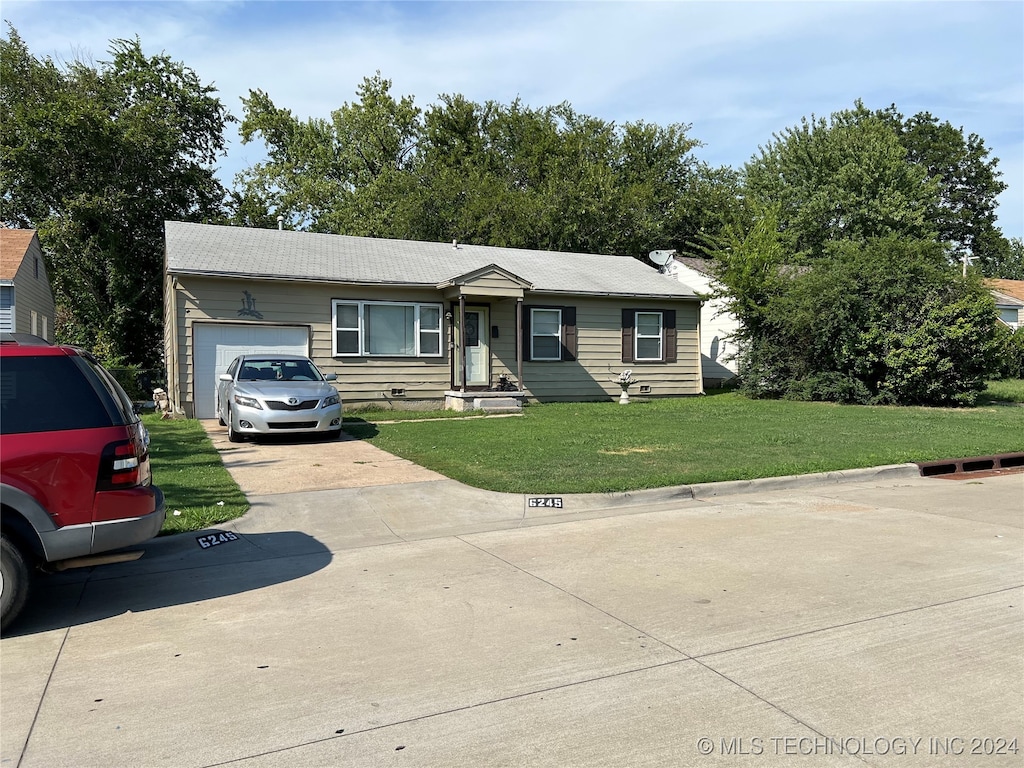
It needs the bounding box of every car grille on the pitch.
[266,399,320,411]
[268,421,319,430]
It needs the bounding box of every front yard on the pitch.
[146,383,1024,532]
[343,390,1024,494]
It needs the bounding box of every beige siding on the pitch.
[168,275,702,412]
[521,296,701,402]
[13,239,55,339]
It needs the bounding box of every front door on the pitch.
[459,307,490,387]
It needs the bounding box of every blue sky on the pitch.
[4,0,1023,239]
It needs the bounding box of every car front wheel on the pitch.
[227,409,243,443]
[1,533,31,632]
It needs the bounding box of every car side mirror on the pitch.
[218,374,233,382]
[324,373,337,382]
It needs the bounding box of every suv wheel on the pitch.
[1,534,31,631]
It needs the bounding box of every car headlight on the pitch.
[323,393,340,407]
[233,393,263,410]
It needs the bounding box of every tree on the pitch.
[874,105,1009,272]
[234,73,421,234]
[231,76,737,259]
[980,236,1024,280]
[743,104,940,261]
[710,233,1000,406]
[0,27,231,367]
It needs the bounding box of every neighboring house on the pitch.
[986,279,1024,330]
[0,229,55,340]
[164,221,704,418]
[662,256,739,387]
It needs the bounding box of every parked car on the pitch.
[0,334,166,630]
[216,354,343,442]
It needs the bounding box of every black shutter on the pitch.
[664,310,676,363]
[621,309,635,363]
[561,306,577,361]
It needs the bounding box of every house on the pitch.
[163,221,704,418]
[661,256,739,388]
[0,229,55,340]
[986,279,1024,330]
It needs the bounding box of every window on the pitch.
[0,285,13,333]
[621,309,676,363]
[634,312,662,361]
[531,308,562,361]
[522,306,577,362]
[332,300,444,357]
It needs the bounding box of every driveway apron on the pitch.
[200,420,446,495]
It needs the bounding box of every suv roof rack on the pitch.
[0,333,53,346]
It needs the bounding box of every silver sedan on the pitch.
[216,355,343,442]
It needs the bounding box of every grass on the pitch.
[343,390,1024,494]
[141,380,1024,531]
[979,378,1024,405]
[143,414,248,535]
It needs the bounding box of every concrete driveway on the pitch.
[200,420,447,494]
[1,438,1021,766]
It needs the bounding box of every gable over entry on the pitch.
[437,264,533,398]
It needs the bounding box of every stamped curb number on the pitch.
[528,497,564,509]
[197,531,239,549]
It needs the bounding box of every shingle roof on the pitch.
[0,229,36,280]
[986,279,1024,304]
[164,221,698,300]
[673,256,713,276]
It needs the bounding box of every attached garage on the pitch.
[192,323,309,418]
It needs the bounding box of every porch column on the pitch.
[516,297,524,391]
[459,294,467,393]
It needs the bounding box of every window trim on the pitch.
[633,311,663,361]
[522,305,577,362]
[621,309,677,364]
[530,307,563,361]
[332,299,445,358]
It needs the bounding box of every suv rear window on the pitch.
[0,356,123,434]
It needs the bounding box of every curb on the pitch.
[553,463,923,511]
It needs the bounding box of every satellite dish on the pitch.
[649,249,675,266]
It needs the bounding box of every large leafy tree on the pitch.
[1,27,231,367]
[231,75,739,259]
[874,105,1009,275]
[743,104,940,261]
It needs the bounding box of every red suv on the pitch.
[1,334,165,630]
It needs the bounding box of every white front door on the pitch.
[460,308,489,387]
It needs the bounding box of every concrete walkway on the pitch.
[1,431,1021,767]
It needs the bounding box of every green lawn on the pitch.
[143,415,248,534]
[142,382,1024,531]
[343,390,1024,494]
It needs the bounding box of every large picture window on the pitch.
[332,300,443,357]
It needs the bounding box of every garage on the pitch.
[192,323,309,418]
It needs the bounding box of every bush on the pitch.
[993,326,1024,379]
[725,236,1001,406]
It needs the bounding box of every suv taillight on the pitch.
[97,439,147,490]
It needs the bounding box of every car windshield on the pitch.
[238,359,322,382]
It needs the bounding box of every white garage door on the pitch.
[193,324,309,418]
